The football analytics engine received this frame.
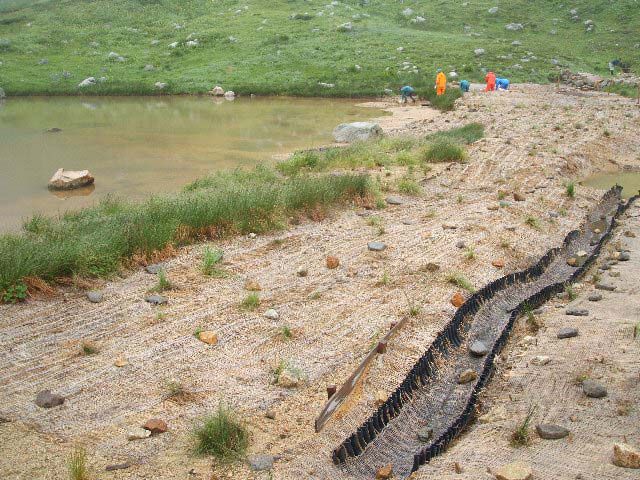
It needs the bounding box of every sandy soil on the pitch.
[1,84,639,480]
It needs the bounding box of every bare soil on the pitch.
[1,84,639,479]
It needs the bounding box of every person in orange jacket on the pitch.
[435,69,447,96]
[485,71,496,92]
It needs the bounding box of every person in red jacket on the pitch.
[485,71,496,92]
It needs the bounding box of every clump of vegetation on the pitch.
[80,341,99,356]
[446,272,475,292]
[565,181,576,198]
[151,269,171,292]
[376,270,391,287]
[201,247,226,277]
[67,446,89,480]
[397,174,421,195]
[523,302,542,333]
[464,246,476,261]
[1,281,28,303]
[424,123,484,144]
[421,140,467,163]
[366,215,385,235]
[240,293,260,310]
[193,404,249,461]
[280,325,293,340]
[417,87,464,112]
[565,285,577,301]
[511,405,537,447]
[163,378,185,400]
[525,215,541,230]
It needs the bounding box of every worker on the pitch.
[435,69,447,96]
[496,77,510,90]
[485,71,496,92]
[400,85,416,104]
[459,79,470,93]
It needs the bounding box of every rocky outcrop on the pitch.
[47,168,95,190]
[561,70,639,91]
[332,122,383,143]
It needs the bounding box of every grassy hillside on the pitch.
[0,0,638,96]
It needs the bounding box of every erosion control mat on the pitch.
[332,186,638,479]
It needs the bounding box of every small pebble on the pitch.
[264,309,279,320]
[368,241,387,252]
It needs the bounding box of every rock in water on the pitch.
[248,455,276,472]
[35,390,65,408]
[210,85,225,96]
[493,462,533,480]
[582,379,607,398]
[47,168,95,190]
[536,423,569,440]
[613,443,640,469]
[333,122,383,143]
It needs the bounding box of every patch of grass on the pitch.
[397,175,421,195]
[417,87,464,112]
[202,247,226,277]
[240,293,260,311]
[565,285,577,301]
[425,123,484,145]
[634,321,640,340]
[523,302,542,334]
[280,325,292,340]
[446,272,475,292]
[152,269,171,292]
[604,83,640,99]
[464,246,476,261]
[0,166,370,292]
[525,215,541,230]
[81,341,99,356]
[163,378,185,399]
[510,405,537,447]
[376,270,391,287]
[421,140,467,163]
[67,446,89,480]
[193,404,249,461]
[1,281,28,303]
[565,181,576,198]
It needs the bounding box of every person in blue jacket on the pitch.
[496,77,510,90]
[400,85,416,104]
[459,80,470,92]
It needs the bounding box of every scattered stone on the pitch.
[520,335,536,346]
[385,196,404,205]
[531,355,551,366]
[326,256,340,269]
[143,64,155,71]
[127,427,152,441]
[493,461,533,480]
[609,271,621,278]
[401,219,416,225]
[78,77,96,87]
[487,205,499,211]
[105,463,131,471]
[479,405,507,424]
[210,85,225,96]
[442,223,458,230]
[224,90,235,99]
[458,369,477,384]
[368,241,387,252]
[417,427,433,442]
[488,6,499,14]
[624,230,636,238]
[588,293,603,302]
[375,464,393,479]
[567,257,578,267]
[595,283,616,291]
[505,23,524,31]
[143,418,168,435]
[265,409,276,419]
[492,259,505,268]
[264,309,279,320]
[474,48,485,56]
[244,279,261,291]
[557,327,578,339]
[114,357,129,367]
[456,240,466,249]
[513,192,526,202]
[154,82,168,90]
[576,250,587,258]
[86,291,103,303]
[582,379,607,398]
[451,292,465,308]
[296,267,308,277]
[336,22,353,32]
[47,127,62,133]
[145,263,165,274]
[198,331,218,345]
[469,340,489,357]
[48,168,95,190]
[248,455,276,472]
[619,252,631,261]
[566,308,589,317]
[423,262,440,272]
[536,423,569,440]
[277,369,303,388]
[374,390,386,406]
[145,294,167,305]
[333,122,382,143]
[612,443,640,469]
[35,390,65,408]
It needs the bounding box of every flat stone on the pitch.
[86,291,103,303]
[442,223,458,229]
[248,454,276,472]
[47,168,94,190]
[385,196,404,205]
[566,308,589,317]
[613,443,640,469]
[35,390,65,408]
[536,423,569,440]
[145,263,165,274]
[265,409,276,419]
[143,418,168,434]
[492,259,505,268]
[557,327,579,339]
[114,357,129,367]
[479,405,507,424]
[595,283,616,291]
[368,241,387,252]
[513,192,526,202]
[145,294,167,305]
[588,293,603,302]
[493,461,533,480]
[375,464,393,479]
[619,252,631,261]
[401,219,416,225]
[582,379,607,398]
[531,355,551,366]
[417,427,433,442]
[198,331,218,345]
[458,369,477,384]
[469,340,489,357]
[127,427,151,441]
[264,309,279,320]
[105,463,132,471]
[455,240,466,249]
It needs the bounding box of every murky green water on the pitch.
[0,96,382,230]
[582,172,640,199]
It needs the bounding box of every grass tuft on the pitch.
[202,247,226,277]
[421,140,467,163]
[67,446,89,480]
[446,272,475,292]
[193,404,249,461]
[510,405,537,447]
[240,293,260,310]
[565,181,576,198]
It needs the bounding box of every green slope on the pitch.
[0,0,638,96]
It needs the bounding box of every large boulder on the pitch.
[210,85,225,96]
[333,122,383,143]
[78,77,96,88]
[48,168,95,190]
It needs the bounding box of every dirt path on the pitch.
[0,85,638,479]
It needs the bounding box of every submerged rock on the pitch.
[333,122,383,143]
[48,168,95,190]
[210,85,225,96]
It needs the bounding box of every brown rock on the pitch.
[376,464,393,479]
[198,331,218,345]
[454,462,464,474]
[451,292,465,308]
[114,357,129,367]
[487,205,499,211]
[47,168,95,190]
[143,418,168,435]
[458,369,478,384]
[244,280,261,291]
[493,462,533,480]
[326,255,340,269]
[513,192,526,202]
[492,259,505,268]
[613,443,640,469]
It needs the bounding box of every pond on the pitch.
[0,96,382,230]
[581,171,640,200]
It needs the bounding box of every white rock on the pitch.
[186,40,199,47]
[264,309,279,320]
[107,51,120,59]
[154,82,168,90]
[78,77,96,87]
[474,48,486,56]
[531,355,551,366]
[337,22,353,32]
[505,23,524,31]
[401,8,414,17]
[396,47,404,52]
[150,39,160,45]
[48,168,95,190]
[354,64,362,71]
[127,427,152,441]
[224,90,235,99]
[411,16,426,23]
[318,82,335,88]
[449,71,458,78]
[488,7,499,14]
[210,86,225,96]
[168,42,178,48]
